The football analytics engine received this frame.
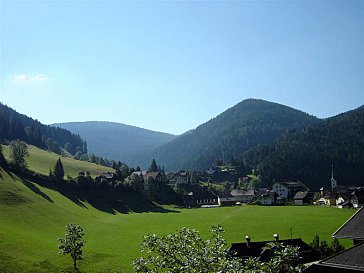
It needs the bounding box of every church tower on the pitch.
[331,164,337,191]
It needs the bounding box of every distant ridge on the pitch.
[52,121,176,165]
[147,99,320,170]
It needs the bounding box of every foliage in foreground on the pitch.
[58,223,85,269]
[310,234,345,259]
[133,226,304,273]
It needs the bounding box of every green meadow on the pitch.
[2,145,114,178]
[0,146,357,272]
[0,165,355,273]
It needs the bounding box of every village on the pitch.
[95,164,364,210]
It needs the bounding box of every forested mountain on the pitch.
[243,105,364,190]
[148,99,320,170]
[52,121,176,165]
[0,103,87,155]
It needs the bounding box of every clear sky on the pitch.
[1,0,363,135]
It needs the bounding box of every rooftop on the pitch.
[332,207,364,240]
[303,241,364,273]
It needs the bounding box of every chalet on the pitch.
[184,191,217,207]
[303,241,364,273]
[258,191,276,205]
[132,170,147,177]
[143,172,162,182]
[95,172,116,183]
[350,188,364,208]
[317,192,338,206]
[229,234,320,264]
[230,189,255,203]
[336,193,353,209]
[304,207,364,272]
[217,192,236,206]
[293,191,314,205]
[175,171,189,184]
[272,182,307,199]
[332,206,364,245]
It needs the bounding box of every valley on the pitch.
[0,167,354,272]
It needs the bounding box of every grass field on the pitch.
[2,145,114,178]
[0,166,356,273]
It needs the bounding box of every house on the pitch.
[350,188,364,208]
[332,206,364,245]
[132,170,147,177]
[303,241,364,273]
[272,182,307,199]
[184,190,217,207]
[258,191,276,205]
[230,189,255,203]
[317,192,338,206]
[336,193,353,209]
[217,192,237,206]
[143,172,162,182]
[304,204,364,272]
[175,171,189,184]
[229,234,320,264]
[95,172,116,183]
[293,191,314,205]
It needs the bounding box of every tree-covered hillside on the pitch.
[52,121,176,165]
[0,103,87,155]
[243,106,364,190]
[149,99,320,170]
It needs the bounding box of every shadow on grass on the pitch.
[19,177,54,203]
[4,167,180,215]
[70,191,180,215]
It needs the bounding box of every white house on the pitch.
[272,182,306,199]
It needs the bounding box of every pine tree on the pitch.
[149,158,158,172]
[54,158,65,181]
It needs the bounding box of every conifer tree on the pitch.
[149,158,158,172]
[54,158,65,181]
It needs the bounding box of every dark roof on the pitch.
[293,191,308,200]
[279,181,306,190]
[231,189,255,196]
[229,238,320,263]
[303,241,364,273]
[332,206,364,240]
[143,172,161,180]
[351,188,364,203]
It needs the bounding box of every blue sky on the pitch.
[1,0,363,135]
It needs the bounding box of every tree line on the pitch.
[0,103,87,156]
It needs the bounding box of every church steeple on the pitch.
[331,164,337,191]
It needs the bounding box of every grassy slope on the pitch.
[0,166,355,273]
[2,145,114,178]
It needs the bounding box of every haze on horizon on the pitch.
[1,0,363,135]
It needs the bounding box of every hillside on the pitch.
[148,99,320,170]
[2,144,113,178]
[0,103,87,155]
[52,121,176,166]
[0,166,354,272]
[243,105,364,190]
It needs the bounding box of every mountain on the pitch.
[0,103,86,155]
[148,99,320,170]
[242,105,364,190]
[52,121,176,165]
